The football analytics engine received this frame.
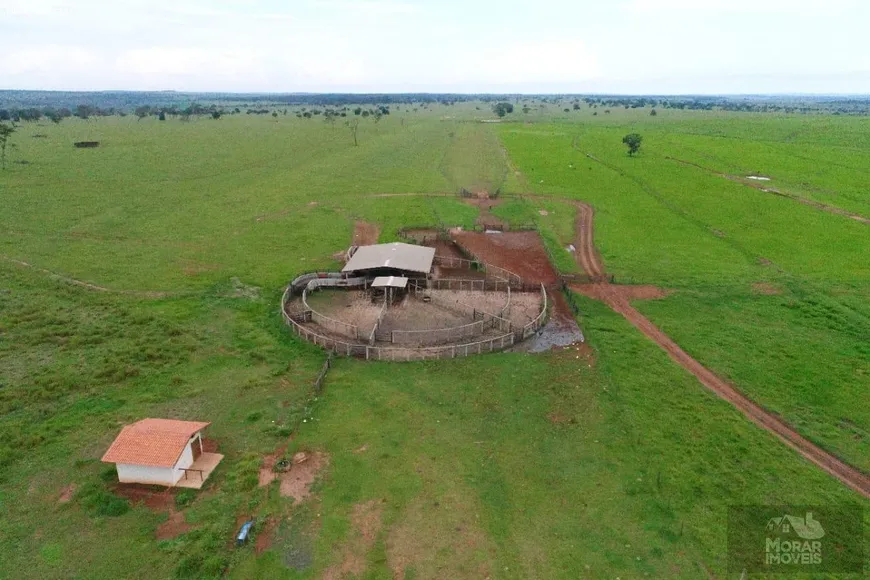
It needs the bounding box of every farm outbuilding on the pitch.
[101,418,223,489]
[342,242,435,279]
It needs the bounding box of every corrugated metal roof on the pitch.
[101,419,210,468]
[371,276,409,288]
[342,243,435,274]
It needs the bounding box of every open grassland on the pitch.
[500,115,870,471]
[1,105,868,579]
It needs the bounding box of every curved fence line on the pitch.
[282,286,519,361]
[500,285,512,318]
[365,332,517,361]
[369,295,389,345]
[301,278,368,341]
[432,254,524,288]
[391,319,485,346]
[520,284,548,339]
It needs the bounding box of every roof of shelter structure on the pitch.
[342,243,435,274]
[101,418,210,468]
[371,276,409,288]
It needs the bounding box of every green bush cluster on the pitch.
[75,482,129,517]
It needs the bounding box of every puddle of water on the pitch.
[512,317,584,353]
[746,175,771,181]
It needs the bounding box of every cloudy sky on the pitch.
[2,0,869,94]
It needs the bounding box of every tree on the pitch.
[158,111,166,121]
[492,102,514,117]
[0,123,15,170]
[75,104,94,119]
[345,118,360,146]
[134,106,151,121]
[650,108,657,116]
[622,133,643,157]
[211,111,222,120]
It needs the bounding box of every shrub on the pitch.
[175,489,198,510]
[76,482,130,517]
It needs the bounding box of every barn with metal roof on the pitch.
[342,242,435,277]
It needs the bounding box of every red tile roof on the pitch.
[101,418,210,468]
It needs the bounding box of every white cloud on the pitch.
[0,45,104,75]
[623,0,857,13]
[310,0,421,15]
[450,40,600,86]
[115,47,259,78]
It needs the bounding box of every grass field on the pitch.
[1,104,868,579]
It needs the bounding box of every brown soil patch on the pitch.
[354,444,369,454]
[279,452,329,503]
[179,259,220,277]
[572,284,669,302]
[113,483,195,540]
[156,510,193,540]
[113,483,176,512]
[258,445,288,488]
[452,230,558,285]
[752,282,782,295]
[353,221,380,246]
[323,500,384,580]
[255,517,277,554]
[547,412,570,424]
[58,483,77,504]
[550,341,596,365]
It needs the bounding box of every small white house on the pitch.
[101,418,223,488]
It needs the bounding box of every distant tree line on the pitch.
[3,91,870,119]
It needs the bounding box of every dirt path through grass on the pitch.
[0,255,187,298]
[352,221,380,246]
[569,202,870,499]
[665,156,870,225]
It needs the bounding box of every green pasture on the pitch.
[0,104,868,579]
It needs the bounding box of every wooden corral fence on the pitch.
[282,290,367,357]
[302,285,361,340]
[363,332,517,361]
[369,295,390,345]
[518,284,548,340]
[397,225,452,244]
[432,254,524,288]
[312,354,333,395]
[282,285,522,361]
[281,265,549,361]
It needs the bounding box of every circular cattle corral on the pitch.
[282,236,550,361]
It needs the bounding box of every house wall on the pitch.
[171,435,199,483]
[116,463,176,486]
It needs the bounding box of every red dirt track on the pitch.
[570,203,870,499]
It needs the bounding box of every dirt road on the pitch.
[570,203,870,499]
